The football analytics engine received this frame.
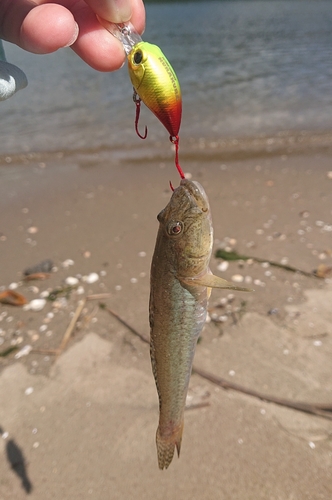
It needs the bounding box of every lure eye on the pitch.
[133,50,143,65]
[167,221,183,236]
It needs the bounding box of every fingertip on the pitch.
[20,4,78,53]
[72,31,126,72]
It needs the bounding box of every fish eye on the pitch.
[133,50,143,65]
[167,221,183,236]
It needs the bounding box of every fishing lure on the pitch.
[100,21,184,179]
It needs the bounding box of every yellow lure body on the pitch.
[127,41,182,137]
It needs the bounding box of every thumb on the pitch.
[0,1,78,53]
[83,0,132,24]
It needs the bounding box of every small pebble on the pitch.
[25,387,34,396]
[313,340,322,347]
[65,276,79,286]
[8,282,19,290]
[62,259,74,268]
[27,226,38,234]
[232,274,244,283]
[24,259,53,276]
[217,261,229,272]
[327,171,332,179]
[138,251,147,257]
[27,299,47,312]
[308,441,316,449]
[83,273,99,284]
[2,432,9,440]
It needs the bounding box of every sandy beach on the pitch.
[0,142,332,499]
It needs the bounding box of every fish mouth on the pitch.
[179,179,210,213]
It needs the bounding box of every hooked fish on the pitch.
[127,41,182,140]
[149,179,251,470]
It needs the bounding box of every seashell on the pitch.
[0,290,27,306]
[14,345,32,359]
[27,299,47,312]
[83,273,99,284]
[23,273,50,281]
[217,261,229,272]
[231,274,244,283]
[65,277,79,286]
[62,259,74,268]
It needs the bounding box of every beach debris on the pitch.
[14,345,32,359]
[83,273,99,284]
[314,264,332,279]
[215,248,321,278]
[0,290,27,306]
[327,171,332,179]
[23,259,54,276]
[61,259,74,268]
[24,299,46,312]
[0,346,18,357]
[27,226,38,234]
[231,274,244,283]
[217,260,229,272]
[24,387,34,396]
[23,272,50,281]
[56,299,86,356]
[47,285,76,302]
[65,276,79,286]
[8,282,19,290]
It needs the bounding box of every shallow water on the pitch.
[1,0,332,157]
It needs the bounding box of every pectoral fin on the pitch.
[180,273,253,292]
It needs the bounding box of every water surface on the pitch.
[1,0,332,157]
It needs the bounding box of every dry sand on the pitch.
[0,145,332,499]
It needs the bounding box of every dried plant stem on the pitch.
[103,305,332,421]
[56,299,86,356]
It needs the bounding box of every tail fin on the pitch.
[156,422,184,470]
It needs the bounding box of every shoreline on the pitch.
[1,128,332,166]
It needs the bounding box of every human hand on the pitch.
[0,0,146,71]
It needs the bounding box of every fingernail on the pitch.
[107,0,132,23]
[64,22,79,47]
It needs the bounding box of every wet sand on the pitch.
[0,145,332,498]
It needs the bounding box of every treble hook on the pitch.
[133,90,148,139]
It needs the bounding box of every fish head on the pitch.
[127,41,182,137]
[157,179,213,278]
